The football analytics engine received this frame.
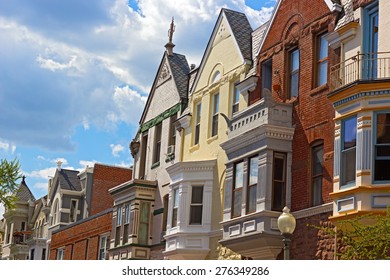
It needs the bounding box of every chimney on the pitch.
[57,160,62,171]
[165,17,175,56]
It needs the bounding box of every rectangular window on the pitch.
[56,248,64,260]
[123,204,130,244]
[168,114,177,147]
[232,84,240,115]
[98,235,109,260]
[70,199,77,223]
[117,206,123,226]
[316,33,328,87]
[375,112,390,181]
[153,122,162,164]
[272,153,286,211]
[162,195,169,233]
[232,161,244,218]
[139,131,148,179]
[194,103,201,145]
[21,222,26,231]
[41,248,46,260]
[261,58,273,94]
[289,49,300,98]
[190,186,203,225]
[30,249,35,260]
[312,144,324,206]
[341,116,357,186]
[138,202,150,245]
[247,156,258,213]
[172,189,179,228]
[211,93,219,137]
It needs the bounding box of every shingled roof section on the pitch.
[168,53,190,100]
[335,0,354,30]
[58,169,82,191]
[223,9,253,61]
[15,178,35,202]
[247,21,269,78]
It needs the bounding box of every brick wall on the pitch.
[258,0,338,211]
[90,164,132,216]
[49,211,112,260]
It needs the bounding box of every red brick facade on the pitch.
[49,164,132,260]
[255,0,340,259]
[50,211,112,260]
[90,164,132,216]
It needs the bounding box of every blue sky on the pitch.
[0,0,275,216]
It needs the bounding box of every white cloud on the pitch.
[110,143,125,157]
[34,182,49,191]
[25,167,58,180]
[79,160,96,169]
[0,139,16,154]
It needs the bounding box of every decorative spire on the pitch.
[22,175,26,183]
[165,17,175,56]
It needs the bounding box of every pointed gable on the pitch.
[15,178,35,202]
[191,8,253,93]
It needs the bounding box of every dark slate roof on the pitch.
[223,9,253,61]
[168,53,190,100]
[247,21,269,77]
[15,179,35,202]
[58,169,82,191]
[335,0,354,31]
[188,68,198,93]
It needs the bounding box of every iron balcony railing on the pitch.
[330,52,390,91]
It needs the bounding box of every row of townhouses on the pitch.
[1,0,389,260]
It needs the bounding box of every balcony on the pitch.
[330,52,390,92]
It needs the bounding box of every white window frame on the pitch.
[69,199,78,223]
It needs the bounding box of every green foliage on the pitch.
[336,208,390,260]
[0,158,22,210]
[316,208,390,260]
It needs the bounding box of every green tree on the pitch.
[0,158,22,210]
[336,208,390,260]
[317,208,390,260]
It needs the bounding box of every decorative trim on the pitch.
[334,90,390,108]
[337,197,355,213]
[292,203,333,219]
[151,162,160,170]
[371,195,390,208]
[153,208,164,216]
[140,103,180,133]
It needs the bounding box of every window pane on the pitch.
[291,49,299,71]
[190,206,202,224]
[319,34,328,60]
[290,72,299,97]
[233,190,242,217]
[173,189,179,207]
[191,186,203,204]
[343,116,357,149]
[312,146,324,176]
[249,156,258,185]
[247,185,257,213]
[234,161,244,189]
[375,159,390,181]
[376,113,390,144]
[342,148,356,185]
[312,177,322,206]
[272,182,285,211]
[172,209,178,227]
[318,61,328,86]
[274,157,285,181]
[214,93,219,113]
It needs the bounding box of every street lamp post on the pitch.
[277,206,296,260]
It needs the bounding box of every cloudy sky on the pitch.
[0,0,275,216]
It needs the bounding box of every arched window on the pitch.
[212,71,221,83]
[52,199,59,225]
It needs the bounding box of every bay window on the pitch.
[374,112,390,181]
[341,116,357,186]
[232,161,244,218]
[246,156,258,213]
[272,152,286,211]
[189,186,204,225]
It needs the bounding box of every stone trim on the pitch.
[293,203,333,219]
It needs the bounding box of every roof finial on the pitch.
[165,17,176,56]
[22,175,26,183]
[57,160,62,171]
[168,17,175,44]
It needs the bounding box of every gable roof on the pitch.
[139,51,190,125]
[15,178,35,202]
[247,21,269,77]
[190,8,253,93]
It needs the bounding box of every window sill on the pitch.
[151,162,160,169]
[309,83,328,97]
[189,144,199,153]
[206,135,218,144]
